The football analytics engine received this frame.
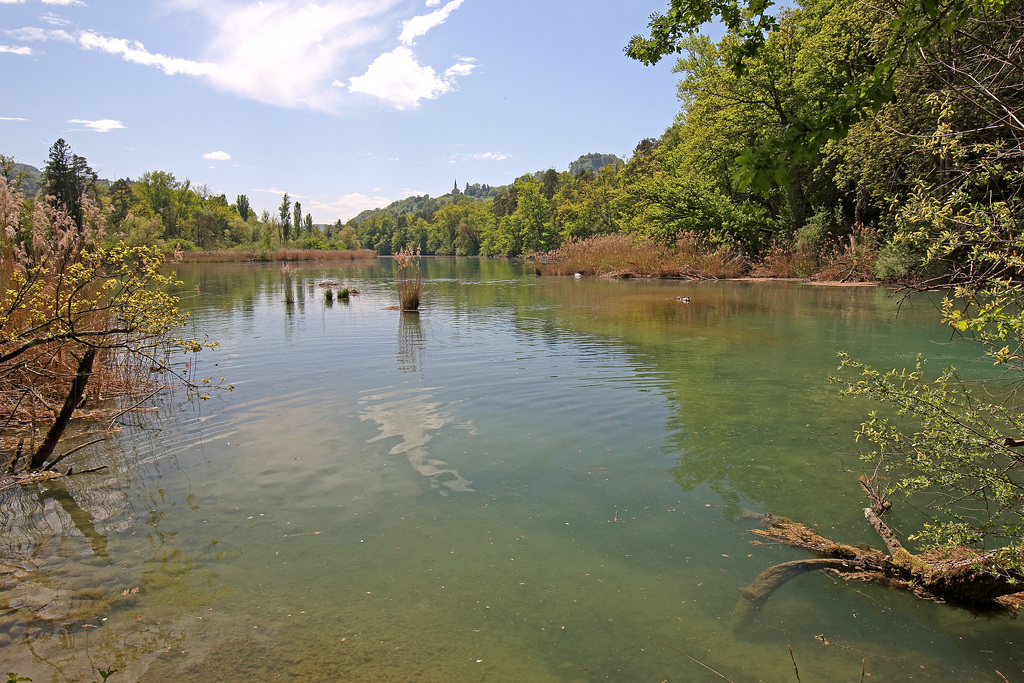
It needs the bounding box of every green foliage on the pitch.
[235,193,251,221]
[2,173,227,470]
[625,0,780,70]
[568,153,623,176]
[489,176,557,256]
[43,138,98,229]
[828,0,1024,571]
[835,353,1024,566]
[279,193,292,241]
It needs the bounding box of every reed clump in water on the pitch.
[395,247,423,311]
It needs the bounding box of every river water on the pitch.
[1,258,1019,681]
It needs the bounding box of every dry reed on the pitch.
[395,247,423,311]
[538,233,748,279]
[811,226,878,283]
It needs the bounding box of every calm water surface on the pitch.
[2,258,1019,681]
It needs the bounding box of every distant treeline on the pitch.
[4,0,1018,282]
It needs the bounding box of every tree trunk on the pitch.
[743,515,1024,610]
[30,348,96,470]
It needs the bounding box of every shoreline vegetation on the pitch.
[170,247,378,263]
[171,231,881,285]
[535,231,878,283]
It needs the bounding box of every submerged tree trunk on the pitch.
[735,476,1024,622]
[736,509,1024,622]
[29,348,96,470]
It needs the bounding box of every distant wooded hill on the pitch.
[568,153,623,176]
[11,163,42,196]
[351,153,623,223]
[352,181,507,223]
[7,162,111,197]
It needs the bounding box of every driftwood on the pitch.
[735,476,1024,622]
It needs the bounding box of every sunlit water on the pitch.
[2,258,1020,681]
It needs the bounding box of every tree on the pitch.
[294,201,302,238]
[629,0,1024,605]
[540,168,559,200]
[132,171,178,239]
[626,0,1008,190]
[830,0,1024,594]
[42,138,97,230]
[107,178,133,232]
[1,176,222,477]
[235,194,251,221]
[279,193,292,241]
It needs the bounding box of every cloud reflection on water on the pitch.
[359,386,474,494]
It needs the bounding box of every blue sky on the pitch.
[2,0,695,223]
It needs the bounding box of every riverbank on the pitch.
[536,232,880,284]
[170,247,378,263]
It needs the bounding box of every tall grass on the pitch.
[810,226,879,283]
[395,247,423,311]
[538,233,747,279]
[539,230,883,282]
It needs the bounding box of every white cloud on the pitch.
[444,58,476,78]
[309,192,394,221]
[41,12,70,26]
[448,151,510,164]
[0,117,29,121]
[252,187,306,200]
[203,150,231,161]
[67,118,124,133]
[178,0,400,112]
[0,45,32,55]
[3,27,74,42]
[347,47,475,110]
[399,0,464,45]
[78,31,218,76]
[464,152,511,161]
[7,0,474,113]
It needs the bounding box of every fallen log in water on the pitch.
[734,514,1024,624]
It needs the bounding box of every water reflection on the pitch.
[4,260,1019,680]
[359,386,474,493]
[397,312,425,374]
[0,423,242,679]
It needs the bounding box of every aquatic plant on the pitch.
[395,247,423,311]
